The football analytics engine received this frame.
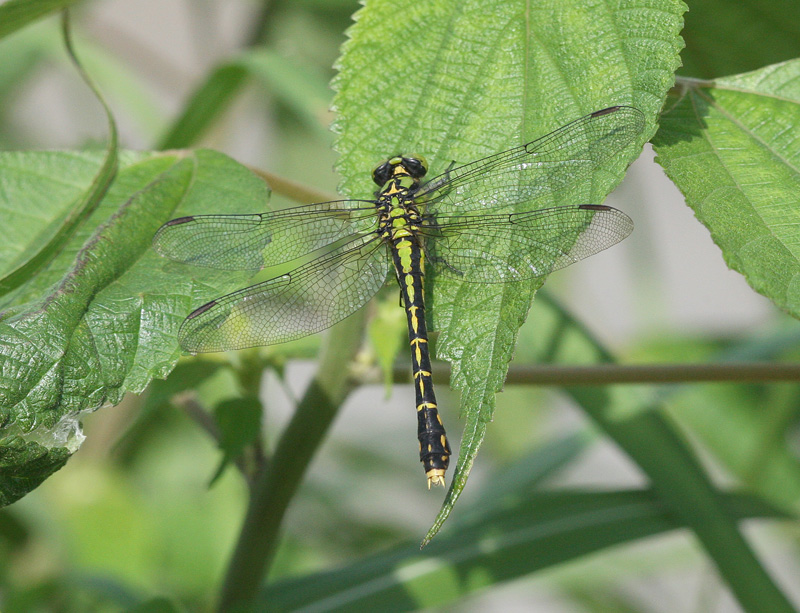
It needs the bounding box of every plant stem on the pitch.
[390,361,800,386]
[216,308,366,612]
[249,167,336,205]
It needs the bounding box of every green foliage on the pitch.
[211,396,262,484]
[367,296,407,393]
[262,488,785,611]
[526,295,796,612]
[654,60,800,318]
[0,9,118,298]
[0,150,266,501]
[0,0,799,612]
[0,438,69,506]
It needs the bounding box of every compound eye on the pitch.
[403,155,428,179]
[372,161,393,186]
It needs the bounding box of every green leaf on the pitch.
[0,437,70,506]
[671,382,800,509]
[260,489,784,611]
[210,396,262,484]
[0,11,119,297]
[653,60,800,319]
[0,0,82,41]
[0,149,268,505]
[680,0,800,79]
[333,0,683,538]
[367,296,406,393]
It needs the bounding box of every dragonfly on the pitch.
[153,105,645,488]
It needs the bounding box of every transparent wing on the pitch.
[178,234,390,352]
[422,205,633,283]
[417,106,645,215]
[153,199,377,271]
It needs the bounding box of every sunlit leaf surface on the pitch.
[0,150,267,504]
[333,0,683,537]
[654,59,800,318]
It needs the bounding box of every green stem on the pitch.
[216,309,366,612]
[249,167,337,204]
[391,361,800,386]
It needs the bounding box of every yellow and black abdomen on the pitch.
[389,232,451,487]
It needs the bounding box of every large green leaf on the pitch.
[653,59,800,319]
[0,150,268,505]
[333,0,683,534]
[261,489,784,611]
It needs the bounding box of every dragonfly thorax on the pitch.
[372,155,428,242]
[371,154,428,186]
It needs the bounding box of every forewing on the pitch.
[153,199,377,271]
[424,205,633,283]
[178,235,390,352]
[417,106,645,215]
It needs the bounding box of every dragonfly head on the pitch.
[372,154,428,186]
